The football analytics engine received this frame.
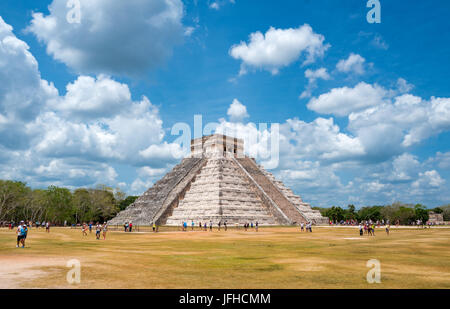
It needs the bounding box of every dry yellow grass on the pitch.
[1,226,449,289]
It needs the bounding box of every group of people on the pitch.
[358,222,390,236]
[179,220,263,232]
[243,221,258,231]
[16,221,29,248]
[8,220,50,232]
[82,222,108,240]
[123,222,133,232]
[300,222,313,232]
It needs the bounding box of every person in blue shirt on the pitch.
[21,224,28,248]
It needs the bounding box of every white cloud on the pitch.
[336,53,366,75]
[389,153,420,181]
[138,166,167,178]
[413,170,445,188]
[0,17,181,192]
[27,0,185,76]
[396,78,414,94]
[434,152,450,169]
[307,82,387,116]
[229,25,329,75]
[0,17,58,150]
[348,94,450,148]
[139,142,185,163]
[54,75,132,120]
[227,99,249,122]
[371,34,389,50]
[130,178,154,195]
[300,67,331,98]
[209,2,220,10]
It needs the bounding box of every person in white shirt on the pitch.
[16,221,24,248]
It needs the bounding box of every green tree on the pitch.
[90,186,119,222]
[325,206,345,222]
[44,186,74,224]
[0,180,29,221]
[357,206,383,221]
[414,204,429,222]
[119,196,138,211]
[345,204,357,220]
[73,188,94,223]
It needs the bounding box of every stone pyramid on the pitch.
[109,134,328,226]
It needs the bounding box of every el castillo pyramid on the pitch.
[109,134,328,226]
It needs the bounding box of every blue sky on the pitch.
[0,0,449,207]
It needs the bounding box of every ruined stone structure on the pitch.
[109,134,328,226]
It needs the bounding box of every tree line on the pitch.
[0,180,138,224]
[313,202,450,224]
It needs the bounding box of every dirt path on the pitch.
[0,256,65,289]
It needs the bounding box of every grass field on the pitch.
[1,226,449,289]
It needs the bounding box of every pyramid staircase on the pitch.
[165,155,277,225]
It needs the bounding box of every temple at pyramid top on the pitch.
[109,134,328,226]
[190,134,244,158]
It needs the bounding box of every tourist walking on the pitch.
[21,223,28,247]
[153,222,156,232]
[209,220,213,231]
[89,222,93,233]
[218,221,221,231]
[102,223,108,240]
[300,223,304,232]
[224,220,227,231]
[129,222,133,232]
[82,223,88,236]
[191,220,194,231]
[255,221,259,232]
[386,224,390,235]
[16,221,24,248]
[95,222,101,240]
[45,222,50,233]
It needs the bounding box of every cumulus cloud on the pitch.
[0,17,58,150]
[227,99,249,122]
[27,0,185,76]
[336,53,366,75]
[413,170,445,188]
[53,75,132,120]
[396,78,414,94]
[307,82,387,116]
[349,94,450,148]
[300,67,331,99]
[434,152,450,169]
[130,178,154,195]
[229,25,329,75]
[0,17,181,191]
